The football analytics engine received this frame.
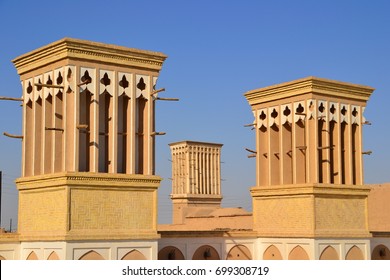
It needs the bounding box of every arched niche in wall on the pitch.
[319,246,339,260]
[79,250,105,260]
[26,251,39,260]
[192,245,220,260]
[371,244,390,260]
[158,246,185,260]
[288,245,309,260]
[263,245,283,260]
[345,246,364,260]
[47,251,60,260]
[226,245,252,260]
[121,250,147,260]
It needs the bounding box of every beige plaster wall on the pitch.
[367,184,390,232]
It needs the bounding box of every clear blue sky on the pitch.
[0,0,389,228]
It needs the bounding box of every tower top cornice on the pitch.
[244,76,375,106]
[169,140,223,148]
[12,37,168,75]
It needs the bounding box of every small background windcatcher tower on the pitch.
[12,38,167,244]
[245,77,375,238]
[169,141,223,224]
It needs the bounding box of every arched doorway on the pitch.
[121,250,147,260]
[158,246,185,260]
[26,251,39,260]
[319,246,339,260]
[79,250,105,260]
[371,245,390,260]
[47,251,60,260]
[345,246,364,260]
[192,245,220,260]
[226,245,252,260]
[263,245,283,260]
[288,245,309,260]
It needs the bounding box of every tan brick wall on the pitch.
[315,197,367,232]
[70,188,154,231]
[367,184,390,232]
[251,184,370,238]
[253,195,314,236]
[18,188,68,235]
[16,173,161,241]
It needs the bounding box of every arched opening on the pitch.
[34,97,43,175]
[288,245,309,260]
[47,251,60,260]
[192,245,220,260]
[372,245,390,260]
[78,88,92,172]
[98,91,112,173]
[135,96,147,174]
[24,100,34,176]
[117,94,131,173]
[121,250,147,260]
[340,121,349,184]
[258,125,268,186]
[345,246,364,260]
[329,120,339,184]
[158,246,185,260]
[295,119,306,184]
[319,246,339,260]
[318,118,326,183]
[79,250,105,260]
[226,245,252,260]
[351,123,359,184]
[282,122,292,184]
[54,91,64,172]
[26,251,39,260]
[270,124,280,185]
[263,245,283,260]
[44,94,53,174]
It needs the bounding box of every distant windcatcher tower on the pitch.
[169,141,223,224]
[245,77,375,240]
[9,38,168,260]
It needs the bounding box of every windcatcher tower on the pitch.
[169,141,223,224]
[245,77,374,240]
[9,38,167,259]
